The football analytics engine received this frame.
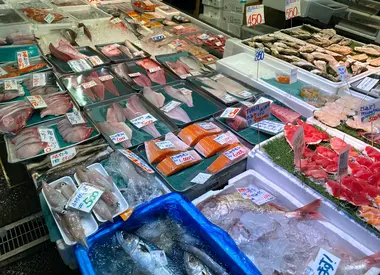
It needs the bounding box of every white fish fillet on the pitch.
[346,116,377,133]
[143,86,165,108]
[163,85,193,107]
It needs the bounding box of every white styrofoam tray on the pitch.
[42,176,98,246]
[74,163,129,223]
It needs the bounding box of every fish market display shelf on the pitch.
[95,41,150,64]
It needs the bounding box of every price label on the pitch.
[102,44,120,52]
[306,248,340,275]
[88,56,104,66]
[198,33,209,40]
[357,77,379,92]
[289,68,297,84]
[44,13,55,24]
[148,67,161,73]
[214,133,232,145]
[337,65,350,81]
[130,113,157,129]
[191,172,212,184]
[66,110,86,125]
[110,17,122,24]
[239,90,252,98]
[292,126,304,165]
[224,145,247,161]
[246,101,271,125]
[32,73,46,87]
[220,107,241,119]
[4,80,18,90]
[17,51,30,69]
[171,152,194,165]
[236,187,275,205]
[128,72,142,78]
[110,132,129,144]
[251,120,285,135]
[255,48,265,61]
[155,140,175,150]
[119,149,154,173]
[50,147,77,167]
[161,100,181,113]
[81,80,97,89]
[179,73,192,79]
[246,5,265,27]
[223,94,236,103]
[99,74,113,82]
[285,0,301,20]
[38,128,60,153]
[151,250,168,267]
[133,51,144,56]
[27,95,48,109]
[0,67,7,76]
[255,97,273,105]
[152,34,166,41]
[240,101,255,108]
[67,184,104,213]
[338,145,350,178]
[211,74,224,81]
[197,122,217,130]
[359,98,380,123]
[67,59,93,72]
[178,88,192,95]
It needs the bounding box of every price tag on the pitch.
[255,48,265,61]
[338,145,350,178]
[110,132,129,144]
[180,73,192,79]
[27,95,48,109]
[223,94,236,103]
[0,67,7,76]
[120,208,133,221]
[130,113,157,129]
[161,100,181,113]
[102,44,120,52]
[220,107,241,119]
[289,68,297,84]
[255,97,273,105]
[214,133,232,145]
[251,120,285,135]
[171,152,194,165]
[191,172,212,184]
[246,101,271,126]
[359,98,380,123]
[4,80,18,90]
[337,65,350,81]
[155,140,175,150]
[66,110,86,125]
[152,34,166,41]
[148,67,161,73]
[224,145,246,161]
[215,41,223,47]
[151,250,168,267]
[99,74,113,82]
[211,74,224,81]
[67,184,104,213]
[197,122,217,130]
[67,59,93,72]
[357,77,379,92]
[110,17,122,24]
[246,5,265,27]
[236,187,275,205]
[133,51,144,56]
[292,126,304,165]
[285,0,301,20]
[306,248,340,275]
[50,147,77,167]
[119,149,154,173]
[128,72,142,78]
[44,13,55,24]
[239,90,252,98]
[88,56,104,66]
[198,33,209,40]
[190,71,202,76]
[178,88,192,95]
[17,51,30,69]
[81,80,97,89]
[32,73,46,87]
[38,128,60,153]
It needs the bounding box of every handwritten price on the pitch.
[247,13,263,26]
[285,6,299,19]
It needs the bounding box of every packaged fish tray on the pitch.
[60,67,134,107]
[136,119,253,199]
[0,8,28,25]
[193,169,380,274]
[75,192,259,275]
[44,46,110,74]
[84,93,177,150]
[142,80,223,127]
[0,44,41,63]
[42,176,98,246]
[4,116,100,163]
[110,59,178,91]
[187,72,259,106]
[95,40,150,64]
[0,57,51,80]
[156,51,214,80]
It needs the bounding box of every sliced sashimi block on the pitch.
[207,143,249,174]
[364,146,380,162]
[178,122,222,146]
[99,71,120,96]
[270,104,301,124]
[194,131,239,158]
[330,137,347,153]
[156,150,202,176]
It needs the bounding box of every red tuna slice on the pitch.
[368,174,380,187]
[294,158,310,169]
[348,160,362,171]
[284,124,298,148]
[364,146,380,162]
[99,71,120,96]
[316,146,338,161]
[330,137,347,153]
[352,168,372,181]
[365,185,380,198]
[324,162,338,173]
[369,162,380,174]
[88,71,105,100]
[312,155,331,167]
[326,180,349,200]
[226,115,248,131]
[342,176,365,193]
[270,103,301,124]
[303,147,315,159]
[345,190,371,206]
[304,169,328,180]
[297,119,329,142]
[355,156,373,167]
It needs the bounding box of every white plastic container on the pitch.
[203,5,223,19]
[202,0,224,8]
[222,10,244,25]
[41,176,98,246]
[60,5,111,24]
[224,0,257,13]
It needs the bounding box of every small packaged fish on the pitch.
[178,121,223,146]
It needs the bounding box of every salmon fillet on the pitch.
[194,131,239,158]
[178,122,222,146]
[156,150,202,176]
[207,143,249,174]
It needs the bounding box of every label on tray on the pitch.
[81,80,97,89]
[17,51,30,70]
[110,132,129,144]
[67,184,104,213]
[191,172,212,185]
[119,149,154,174]
[197,122,216,130]
[32,73,46,87]
[152,34,166,41]
[246,5,265,27]
[211,74,224,81]
[220,107,241,119]
[99,74,114,82]
[130,113,157,129]
[38,128,60,154]
[208,37,216,41]
[255,97,273,105]
[171,152,194,166]
[254,48,265,61]
[50,147,77,167]
[151,250,168,267]
[357,77,379,92]
[285,0,301,20]
[214,133,232,145]
[110,17,122,24]
[337,65,350,81]
[215,41,223,47]
[180,73,192,79]
[102,44,120,52]
[223,94,236,103]
[67,59,93,72]
[161,100,181,113]
[359,98,380,123]
[178,88,192,95]
[239,90,252,98]
[240,101,254,108]
[251,120,285,135]
[198,33,209,40]
[224,145,246,161]
[148,67,161,73]
[0,67,7,76]
[44,13,55,24]
[305,248,340,275]
[292,126,304,165]
[66,109,86,125]
[133,51,144,57]
[338,145,350,178]
[88,56,104,66]
[246,101,270,126]
[128,72,142,78]
[4,80,18,90]
[236,187,275,205]
[27,95,48,109]
[190,71,201,76]
[155,140,175,150]
[289,68,298,84]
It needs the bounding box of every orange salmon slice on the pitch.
[207,143,249,174]
[156,150,202,176]
[178,122,222,146]
[194,131,239,158]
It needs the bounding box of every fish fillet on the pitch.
[142,87,165,108]
[40,94,73,118]
[97,121,132,148]
[88,71,105,100]
[0,89,25,102]
[136,59,166,85]
[270,104,301,124]
[314,110,341,128]
[215,76,247,96]
[50,39,88,61]
[99,71,120,96]
[226,115,248,131]
[0,102,34,134]
[194,131,239,158]
[156,150,202,177]
[163,85,193,107]
[178,122,222,146]
[166,107,191,124]
[346,116,376,133]
[133,74,152,87]
[207,143,249,174]
[16,142,48,159]
[106,102,126,123]
[166,61,190,76]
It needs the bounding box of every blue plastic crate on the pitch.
[75,193,261,275]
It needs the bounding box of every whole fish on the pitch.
[93,198,114,223]
[179,55,211,73]
[76,166,114,192]
[42,181,67,213]
[337,252,380,274]
[63,211,88,248]
[52,212,74,241]
[184,252,215,275]
[125,40,145,57]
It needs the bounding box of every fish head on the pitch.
[116,231,140,254]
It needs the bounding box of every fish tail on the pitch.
[291,199,323,220]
